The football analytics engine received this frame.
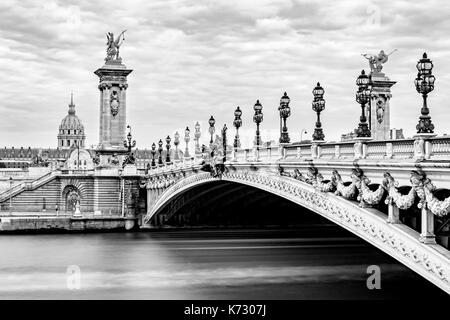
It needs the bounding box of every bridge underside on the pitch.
[149,181,348,232]
[147,180,449,250]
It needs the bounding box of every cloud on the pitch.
[0,0,449,149]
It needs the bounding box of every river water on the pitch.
[0,227,446,299]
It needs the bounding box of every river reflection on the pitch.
[0,227,447,299]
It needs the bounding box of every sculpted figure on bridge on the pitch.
[383,172,416,210]
[332,170,357,199]
[351,168,385,208]
[384,171,450,217]
[105,30,127,61]
[361,49,397,73]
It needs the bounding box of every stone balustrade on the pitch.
[147,136,450,175]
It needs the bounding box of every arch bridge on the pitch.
[142,137,450,294]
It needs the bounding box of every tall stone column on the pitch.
[94,57,133,166]
[369,72,396,141]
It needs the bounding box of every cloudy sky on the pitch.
[0,0,449,149]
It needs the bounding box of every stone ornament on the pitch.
[110,90,120,116]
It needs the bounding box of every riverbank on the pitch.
[0,214,137,233]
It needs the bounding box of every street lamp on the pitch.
[184,127,190,158]
[233,106,242,149]
[123,125,136,152]
[208,116,216,145]
[194,122,201,153]
[157,139,163,167]
[312,83,325,141]
[222,124,228,163]
[354,70,372,138]
[165,135,171,164]
[253,100,263,146]
[279,92,291,143]
[415,52,436,134]
[151,142,156,168]
[174,131,180,161]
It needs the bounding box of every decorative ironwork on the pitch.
[415,53,436,134]
[312,83,325,141]
[253,100,263,146]
[233,106,242,149]
[165,135,171,164]
[157,139,163,167]
[174,131,180,161]
[151,142,156,168]
[208,116,215,145]
[194,122,201,153]
[355,70,372,137]
[122,125,136,167]
[184,127,190,158]
[279,92,291,143]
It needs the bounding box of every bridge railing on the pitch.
[146,136,450,174]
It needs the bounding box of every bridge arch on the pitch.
[145,170,450,294]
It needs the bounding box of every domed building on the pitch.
[57,94,86,149]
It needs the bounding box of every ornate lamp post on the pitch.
[208,116,216,145]
[233,106,242,149]
[151,142,156,168]
[279,92,291,143]
[174,131,180,161]
[312,83,325,141]
[123,125,136,153]
[253,100,263,146]
[157,139,163,167]
[194,122,201,153]
[184,127,190,158]
[165,135,171,164]
[354,70,372,138]
[222,124,227,163]
[415,53,436,134]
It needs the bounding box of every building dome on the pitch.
[57,94,86,149]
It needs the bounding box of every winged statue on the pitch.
[105,30,127,61]
[362,49,397,73]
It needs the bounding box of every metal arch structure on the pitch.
[144,167,450,294]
